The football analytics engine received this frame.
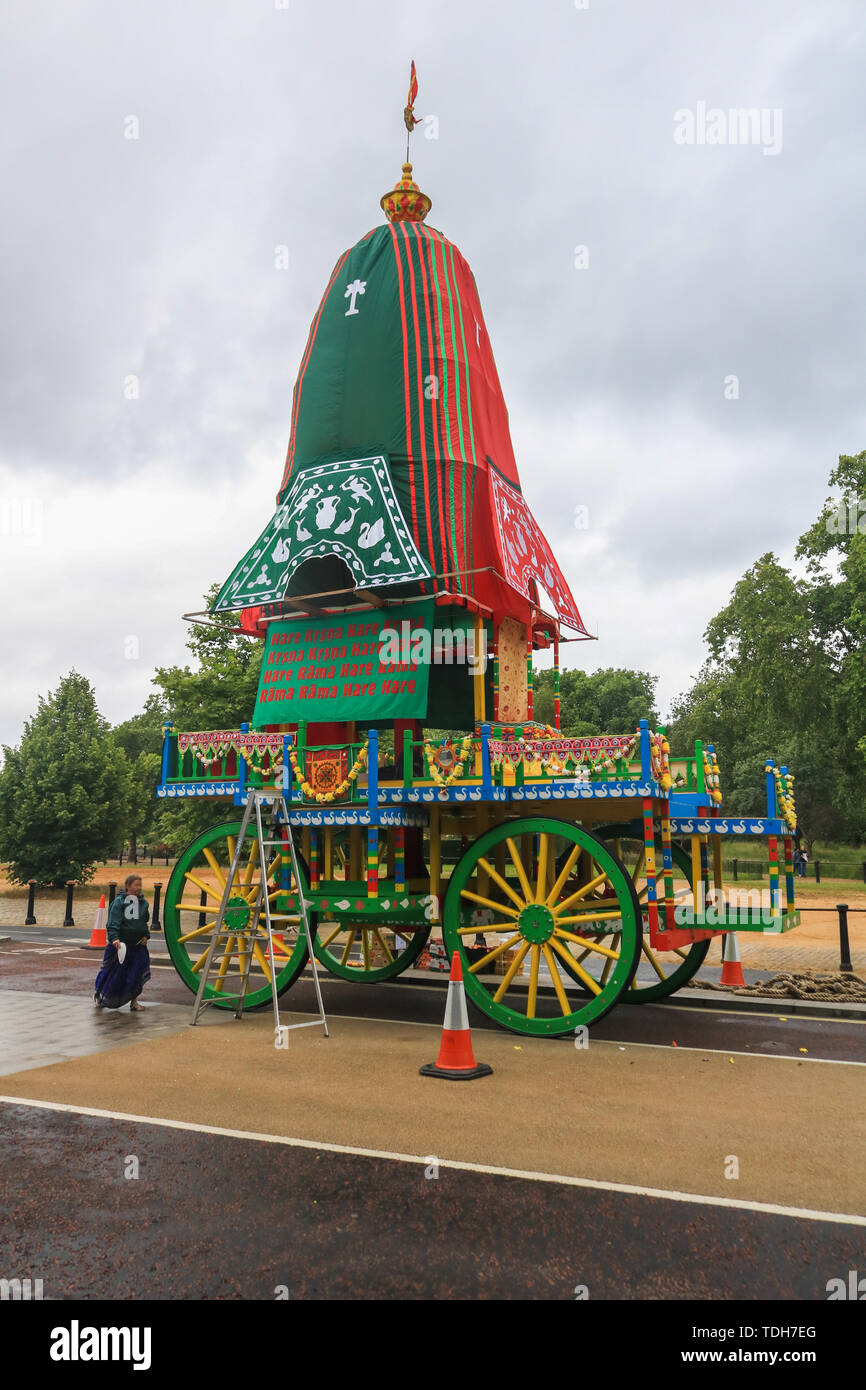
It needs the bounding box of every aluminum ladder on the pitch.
[189,787,329,1042]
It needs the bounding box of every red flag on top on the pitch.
[404,60,419,131]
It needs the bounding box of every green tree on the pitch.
[533,667,658,736]
[0,672,130,886]
[151,586,265,849]
[113,694,167,863]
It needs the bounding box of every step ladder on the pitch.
[189,787,328,1042]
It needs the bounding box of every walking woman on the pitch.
[94,873,151,1011]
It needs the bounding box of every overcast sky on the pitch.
[2,0,864,746]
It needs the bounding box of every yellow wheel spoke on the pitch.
[226,835,237,870]
[527,945,541,1018]
[492,939,531,1001]
[213,935,236,990]
[242,839,260,886]
[362,930,371,972]
[505,837,534,903]
[339,929,358,967]
[319,924,344,949]
[673,947,689,960]
[548,937,601,999]
[600,951,616,986]
[456,919,517,935]
[372,928,395,964]
[178,919,219,944]
[553,927,621,961]
[460,889,519,918]
[252,940,273,982]
[183,871,222,903]
[477,856,526,911]
[556,871,609,913]
[555,908,624,927]
[641,938,669,982]
[470,932,522,975]
[534,835,549,903]
[546,844,582,907]
[202,848,226,889]
[542,941,578,1011]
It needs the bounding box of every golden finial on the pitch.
[381,162,432,223]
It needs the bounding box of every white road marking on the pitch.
[1,1093,863,1228]
[278,1007,866,1066]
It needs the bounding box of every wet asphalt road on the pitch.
[1,936,864,1063]
[1,938,864,1302]
[1,1101,864,1301]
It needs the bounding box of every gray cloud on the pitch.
[2,0,864,743]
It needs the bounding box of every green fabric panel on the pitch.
[252,600,434,728]
[286,229,409,482]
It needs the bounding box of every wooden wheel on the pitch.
[588,828,711,1002]
[442,817,641,1036]
[163,820,310,1010]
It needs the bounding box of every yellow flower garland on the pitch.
[423,735,474,787]
[288,741,369,804]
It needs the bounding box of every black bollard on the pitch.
[815,859,821,884]
[108,881,117,906]
[25,880,37,925]
[150,851,154,866]
[732,858,738,882]
[863,860,866,885]
[118,848,123,866]
[165,850,169,867]
[198,888,207,927]
[152,883,163,933]
[63,881,75,927]
[837,904,853,974]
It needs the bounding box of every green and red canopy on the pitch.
[215,213,587,637]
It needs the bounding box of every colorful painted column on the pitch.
[659,804,676,930]
[553,632,561,731]
[492,627,500,723]
[367,827,379,899]
[526,626,533,722]
[642,798,659,935]
[783,835,795,912]
[768,835,780,918]
[394,826,405,891]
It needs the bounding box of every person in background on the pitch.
[94,873,152,1010]
[798,848,809,879]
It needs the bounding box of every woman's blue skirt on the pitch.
[94,943,151,1009]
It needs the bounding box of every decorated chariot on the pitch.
[157,83,800,1036]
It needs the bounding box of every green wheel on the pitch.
[314,920,431,982]
[164,819,310,1010]
[312,827,431,982]
[591,828,711,1003]
[442,817,642,1036]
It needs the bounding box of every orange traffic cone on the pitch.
[420,951,493,1080]
[84,894,108,950]
[720,931,746,987]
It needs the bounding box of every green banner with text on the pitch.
[252,600,434,727]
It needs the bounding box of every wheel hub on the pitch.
[224,895,251,931]
[517,902,555,944]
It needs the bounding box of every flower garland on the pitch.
[703,749,723,805]
[770,763,797,831]
[423,735,474,786]
[288,741,368,804]
[649,734,673,791]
